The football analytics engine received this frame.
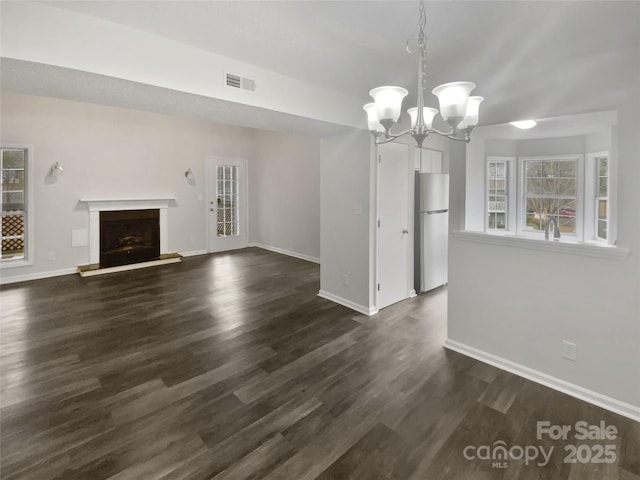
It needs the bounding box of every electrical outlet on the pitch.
[48,251,56,261]
[342,274,349,286]
[562,340,576,361]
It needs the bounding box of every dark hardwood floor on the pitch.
[1,247,638,479]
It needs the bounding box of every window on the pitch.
[1,147,31,265]
[486,156,515,233]
[484,152,612,243]
[595,154,608,240]
[522,156,580,237]
[487,159,508,230]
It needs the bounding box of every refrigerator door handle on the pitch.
[426,209,448,214]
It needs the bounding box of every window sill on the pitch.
[0,258,33,269]
[452,231,630,260]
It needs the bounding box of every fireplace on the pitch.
[99,209,160,268]
[81,197,174,269]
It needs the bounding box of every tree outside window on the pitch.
[524,158,577,235]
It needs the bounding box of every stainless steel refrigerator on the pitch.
[414,173,449,293]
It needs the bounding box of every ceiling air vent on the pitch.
[225,73,256,92]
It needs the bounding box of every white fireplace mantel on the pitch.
[81,197,175,264]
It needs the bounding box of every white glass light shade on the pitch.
[369,86,408,123]
[458,96,484,129]
[431,82,475,122]
[407,107,439,129]
[363,103,385,133]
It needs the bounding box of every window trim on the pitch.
[485,156,516,233]
[595,156,608,241]
[517,154,584,241]
[1,144,35,269]
[585,151,611,244]
[453,230,629,260]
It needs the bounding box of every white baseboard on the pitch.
[318,289,377,316]
[1,251,198,285]
[0,267,77,285]
[443,339,640,423]
[249,242,320,264]
[179,249,208,257]
[0,246,313,285]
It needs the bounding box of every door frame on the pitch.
[375,140,415,311]
[205,155,249,253]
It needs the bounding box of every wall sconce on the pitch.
[184,168,195,185]
[49,162,64,177]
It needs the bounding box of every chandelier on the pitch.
[363,0,483,147]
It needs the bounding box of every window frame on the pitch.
[517,154,585,241]
[585,151,611,244]
[595,156,608,241]
[485,156,516,233]
[1,144,34,268]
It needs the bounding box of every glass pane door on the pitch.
[207,157,247,253]
[216,165,240,238]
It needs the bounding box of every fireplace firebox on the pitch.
[99,209,160,268]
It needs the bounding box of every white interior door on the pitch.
[206,156,248,252]
[378,142,411,309]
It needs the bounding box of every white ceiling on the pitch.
[474,110,618,141]
[4,1,640,134]
[0,58,350,137]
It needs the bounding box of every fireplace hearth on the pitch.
[100,209,160,268]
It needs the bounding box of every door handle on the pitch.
[402,229,409,234]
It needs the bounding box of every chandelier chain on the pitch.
[418,0,426,48]
[418,0,427,91]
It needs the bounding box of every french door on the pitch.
[206,156,248,252]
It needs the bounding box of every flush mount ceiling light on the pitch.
[363,0,483,146]
[510,120,537,129]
